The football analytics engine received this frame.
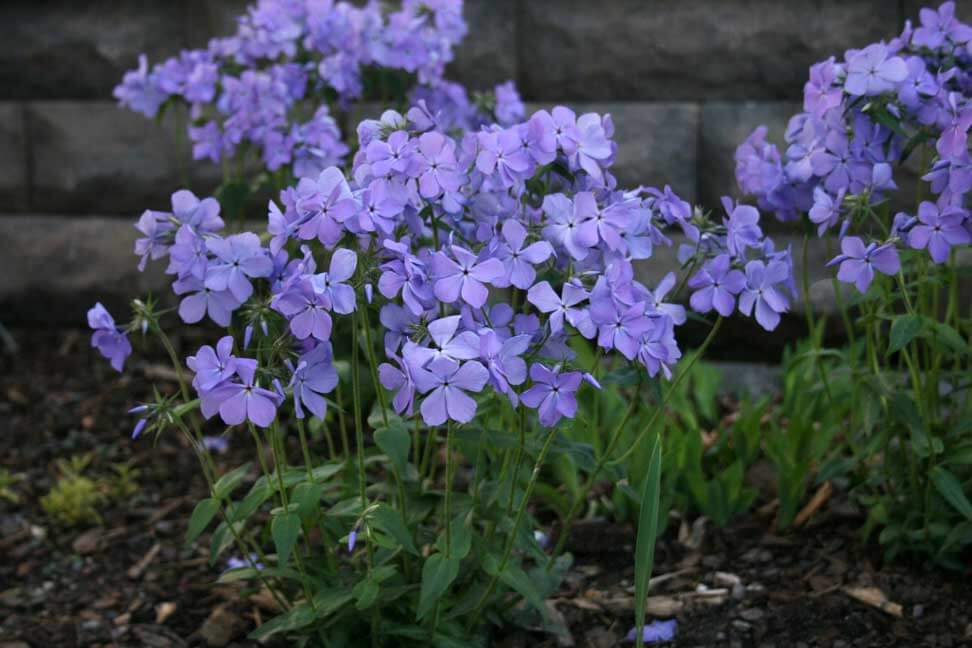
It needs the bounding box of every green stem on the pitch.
[548,316,723,565]
[468,424,559,631]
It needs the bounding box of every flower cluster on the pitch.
[114,0,522,178]
[735,1,972,292]
[93,100,790,433]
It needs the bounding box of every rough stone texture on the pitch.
[698,101,800,221]
[0,1,189,100]
[447,0,519,92]
[27,102,212,215]
[0,215,169,325]
[187,0,250,48]
[562,102,699,200]
[520,0,899,101]
[0,103,28,211]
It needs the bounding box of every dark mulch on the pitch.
[1,329,970,648]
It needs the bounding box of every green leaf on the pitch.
[272,512,301,567]
[248,603,316,640]
[370,504,419,556]
[292,482,324,519]
[352,578,380,610]
[633,433,663,648]
[927,320,970,356]
[931,466,972,521]
[434,516,472,560]
[213,463,252,499]
[216,179,251,223]
[186,498,220,544]
[375,420,411,475]
[485,555,545,616]
[417,553,459,620]
[887,315,924,355]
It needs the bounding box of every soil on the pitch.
[1,329,970,648]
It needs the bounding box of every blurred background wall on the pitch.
[0,0,931,329]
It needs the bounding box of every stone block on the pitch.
[0,103,28,211]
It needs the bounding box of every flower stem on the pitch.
[468,424,559,631]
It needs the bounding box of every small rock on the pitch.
[732,583,746,599]
[913,604,924,618]
[200,605,243,647]
[740,608,764,622]
[584,627,618,648]
[732,620,751,632]
[72,529,101,555]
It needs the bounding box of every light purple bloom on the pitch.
[205,233,273,302]
[527,281,591,335]
[738,260,790,331]
[843,43,908,96]
[87,303,132,372]
[273,280,333,342]
[187,335,238,391]
[310,248,358,314]
[494,219,554,289]
[479,330,530,404]
[907,201,970,263]
[520,364,583,427]
[625,619,676,644]
[174,276,241,327]
[723,198,764,258]
[413,357,489,426]
[289,342,339,419]
[688,255,746,317]
[413,132,463,198]
[202,359,280,428]
[828,236,901,293]
[431,245,504,309]
[542,193,598,261]
[134,210,174,271]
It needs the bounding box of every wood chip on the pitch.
[793,481,833,528]
[644,595,684,616]
[842,586,903,618]
[127,542,161,580]
[72,529,102,555]
[155,601,177,624]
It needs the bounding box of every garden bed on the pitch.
[2,329,969,648]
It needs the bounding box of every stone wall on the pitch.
[0,0,935,325]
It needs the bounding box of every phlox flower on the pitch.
[828,236,901,293]
[431,245,504,309]
[688,255,746,317]
[413,357,489,426]
[520,364,584,427]
[907,201,971,263]
[87,303,132,372]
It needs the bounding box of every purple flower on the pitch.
[494,219,554,289]
[174,276,241,327]
[171,190,224,232]
[843,43,908,96]
[571,112,613,184]
[187,335,238,391]
[419,315,480,363]
[431,245,504,309]
[273,279,333,341]
[542,193,598,261]
[527,281,591,335]
[413,357,489,426]
[295,167,356,246]
[379,239,435,315]
[87,303,132,372]
[722,198,763,258]
[134,210,174,271]
[289,342,339,419]
[476,127,532,187]
[590,300,651,361]
[688,255,746,317]
[366,130,414,177]
[479,330,530,404]
[913,2,972,49]
[738,260,790,331]
[644,272,686,325]
[310,248,358,315]
[625,619,676,644]
[808,187,846,236]
[202,359,280,428]
[638,315,681,379]
[828,236,901,293]
[520,364,583,427]
[379,346,422,416]
[113,54,165,118]
[167,225,209,279]
[203,436,230,454]
[907,201,971,263]
[412,132,463,198]
[205,233,273,302]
